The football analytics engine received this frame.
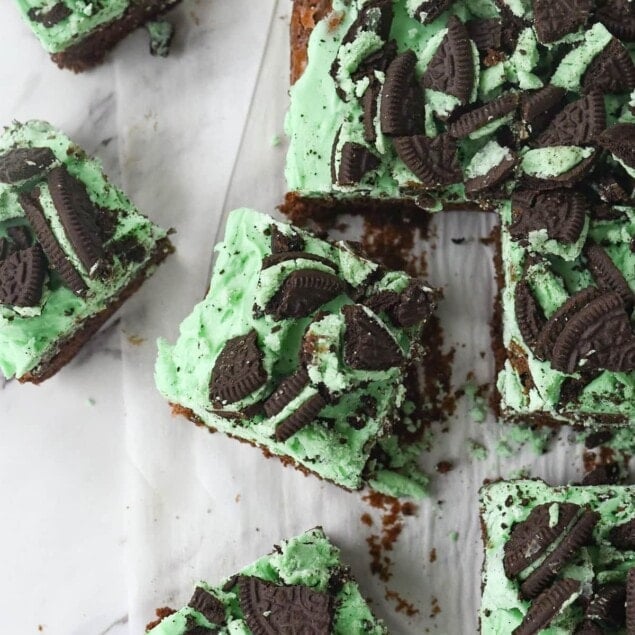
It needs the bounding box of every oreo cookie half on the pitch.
[0,146,56,184]
[533,0,592,43]
[0,244,46,307]
[393,134,461,187]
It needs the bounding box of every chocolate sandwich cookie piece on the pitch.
[584,242,635,310]
[627,568,635,634]
[575,620,603,635]
[509,189,587,244]
[337,142,380,185]
[47,166,105,276]
[534,286,602,361]
[448,92,518,139]
[188,587,226,626]
[422,16,474,104]
[536,92,606,147]
[581,462,621,485]
[275,392,327,442]
[261,252,337,271]
[610,518,635,549]
[551,291,635,373]
[596,0,635,42]
[582,39,635,94]
[238,576,333,634]
[263,367,310,418]
[584,583,626,629]
[352,41,398,84]
[466,18,502,53]
[209,330,267,406]
[7,226,32,250]
[514,578,581,635]
[410,0,454,25]
[265,269,345,319]
[393,134,461,187]
[341,0,393,45]
[533,0,592,44]
[465,151,518,195]
[521,152,597,190]
[361,80,381,143]
[27,2,72,28]
[270,225,305,253]
[0,146,56,184]
[521,85,567,134]
[380,50,424,136]
[514,280,546,350]
[18,190,87,296]
[343,304,404,371]
[0,245,46,307]
[503,502,581,579]
[364,281,436,328]
[599,123,635,169]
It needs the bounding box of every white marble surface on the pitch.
[0,2,616,634]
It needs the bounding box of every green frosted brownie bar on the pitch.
[155,208,438,497]
[14,0,181,71]
[480,479,635,634]
[145,527,388,635]
[0,120,172,383]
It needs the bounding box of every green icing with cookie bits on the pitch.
[146,527,388,635]
[155,208,437,497]
[480,480,635,634]
[286,0,635,425]
[0,120,169,380]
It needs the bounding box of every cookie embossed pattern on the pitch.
[284,0,635,426]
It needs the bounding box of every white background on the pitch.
[0,2,600,634]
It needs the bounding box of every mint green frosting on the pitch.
[496,200,635,424]
[14,0,179,54]
[521,146,595,179]
[480,480,635,634]
[147,528,388,635]
[0,120,168,379]
[155,208,433,496]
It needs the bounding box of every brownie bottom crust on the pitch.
[20,237,174,384]
[51,0,182,72]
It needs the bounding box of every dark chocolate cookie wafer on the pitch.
[626,568,635,634]
[263,367,310,418]
[270,225,305,253]
[583,39,635,94]
[514,280,546,350]
[584,583,626,629]
[584,241,635,310]
[388,279,436,327]
[610,518,635,549]
[533,0,592,43]
[0,146,56,184]
[521,85,566,134]
[209,330,267,405]
[27,2,72,28]
[575,620,603,635]
[18,189,87,296]
[7,226,32,250]
[188,587,226,626]
[393,133,461,187]
[337,142,380,185]
[410,0,454,25]
[466,18,502,53]
[422,16,475,104]
[362,79,381,143]
[0,245,46,307]
[509,189,587,243]
[238,576,333,634]
[596,0,635,41]
[514,578,581,635]
[551,291,635,373]
[341,0,393,45]
[534,286,602,361]
[262,252,337,271]
[599,123,635,169]
[448,92,518,138]
[380,50,424,136]
[47,166,105,275]
[266,269,345,319]
[343,304,404,371]
[537,92,606,147]
[275,392,327,441]
[465,151,517,194]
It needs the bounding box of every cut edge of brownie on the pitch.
[19,236,174,384]
[49,0,182,72]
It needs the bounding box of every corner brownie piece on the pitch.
[0,120,172,383]
[145,527,388,634]
[13,0,181,72]
[155,208,437,497]
[480,479,635,634]
[285,1,635,425]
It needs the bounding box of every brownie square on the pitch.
[284,0,635,425]
[0,120,172,383]
[145,527,388,634]
[480,479,635,634]
[155,208,438,497]
[14,0,181,71]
